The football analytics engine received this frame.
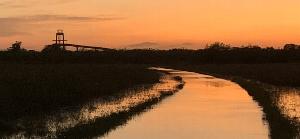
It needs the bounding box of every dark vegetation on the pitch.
[2,42,300,64]
[237,79,299,139]
[0,64,161,135]
[169,64,300,139]
[58,81,184,139]
[173,63,300,87]
[58,97,164,139]
[1,42,300,138]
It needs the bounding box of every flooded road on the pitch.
[103,68,270,139]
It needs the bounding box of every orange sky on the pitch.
[1,0,300,50]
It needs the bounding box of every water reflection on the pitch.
[104,68,269,139]
[7,73,183,138]
[276,88,300,124]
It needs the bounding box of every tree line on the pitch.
[1,42,300,64]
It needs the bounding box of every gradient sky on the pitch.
[1,0,300,50]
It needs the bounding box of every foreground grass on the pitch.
[58,77,184,139]
[234,78,299,139]
[169,63,300,139]
[0,64,161,133]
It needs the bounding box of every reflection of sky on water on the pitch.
[276,88,300,123]
[8,73,180,138]
[104,68,269,139]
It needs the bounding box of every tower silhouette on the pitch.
[53,30,67,49]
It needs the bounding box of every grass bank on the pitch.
[0,64,161,135]
[168,63,300,139]
[176,63,300,87]
[58,76,184,139]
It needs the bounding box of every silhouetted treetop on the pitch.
[205,42,231,51]
[284,44,300,50]
[1,42,300,64]
[8,41,26,52]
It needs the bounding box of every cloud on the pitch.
[0,14,124,37]
[0,1,29,8]
[0,0,80,8]
[0,29,30,37]
[0,14,123,23]
[0,1,10,6]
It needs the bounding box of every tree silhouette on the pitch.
[8,41,24,52]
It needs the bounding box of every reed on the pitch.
[170,64,300,139]
[0,64,161,134]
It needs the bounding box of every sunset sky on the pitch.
[1,0,300,50]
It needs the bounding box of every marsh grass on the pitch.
[57,77,185,139]
[0,64,161,136]
[57,97,162,139]
[179,63,300,87]
[170,64,300,139]
[235,79,299,139]
[173,76,183,82]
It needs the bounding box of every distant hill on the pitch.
[125,42,161,49]
[125,42,198,50]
